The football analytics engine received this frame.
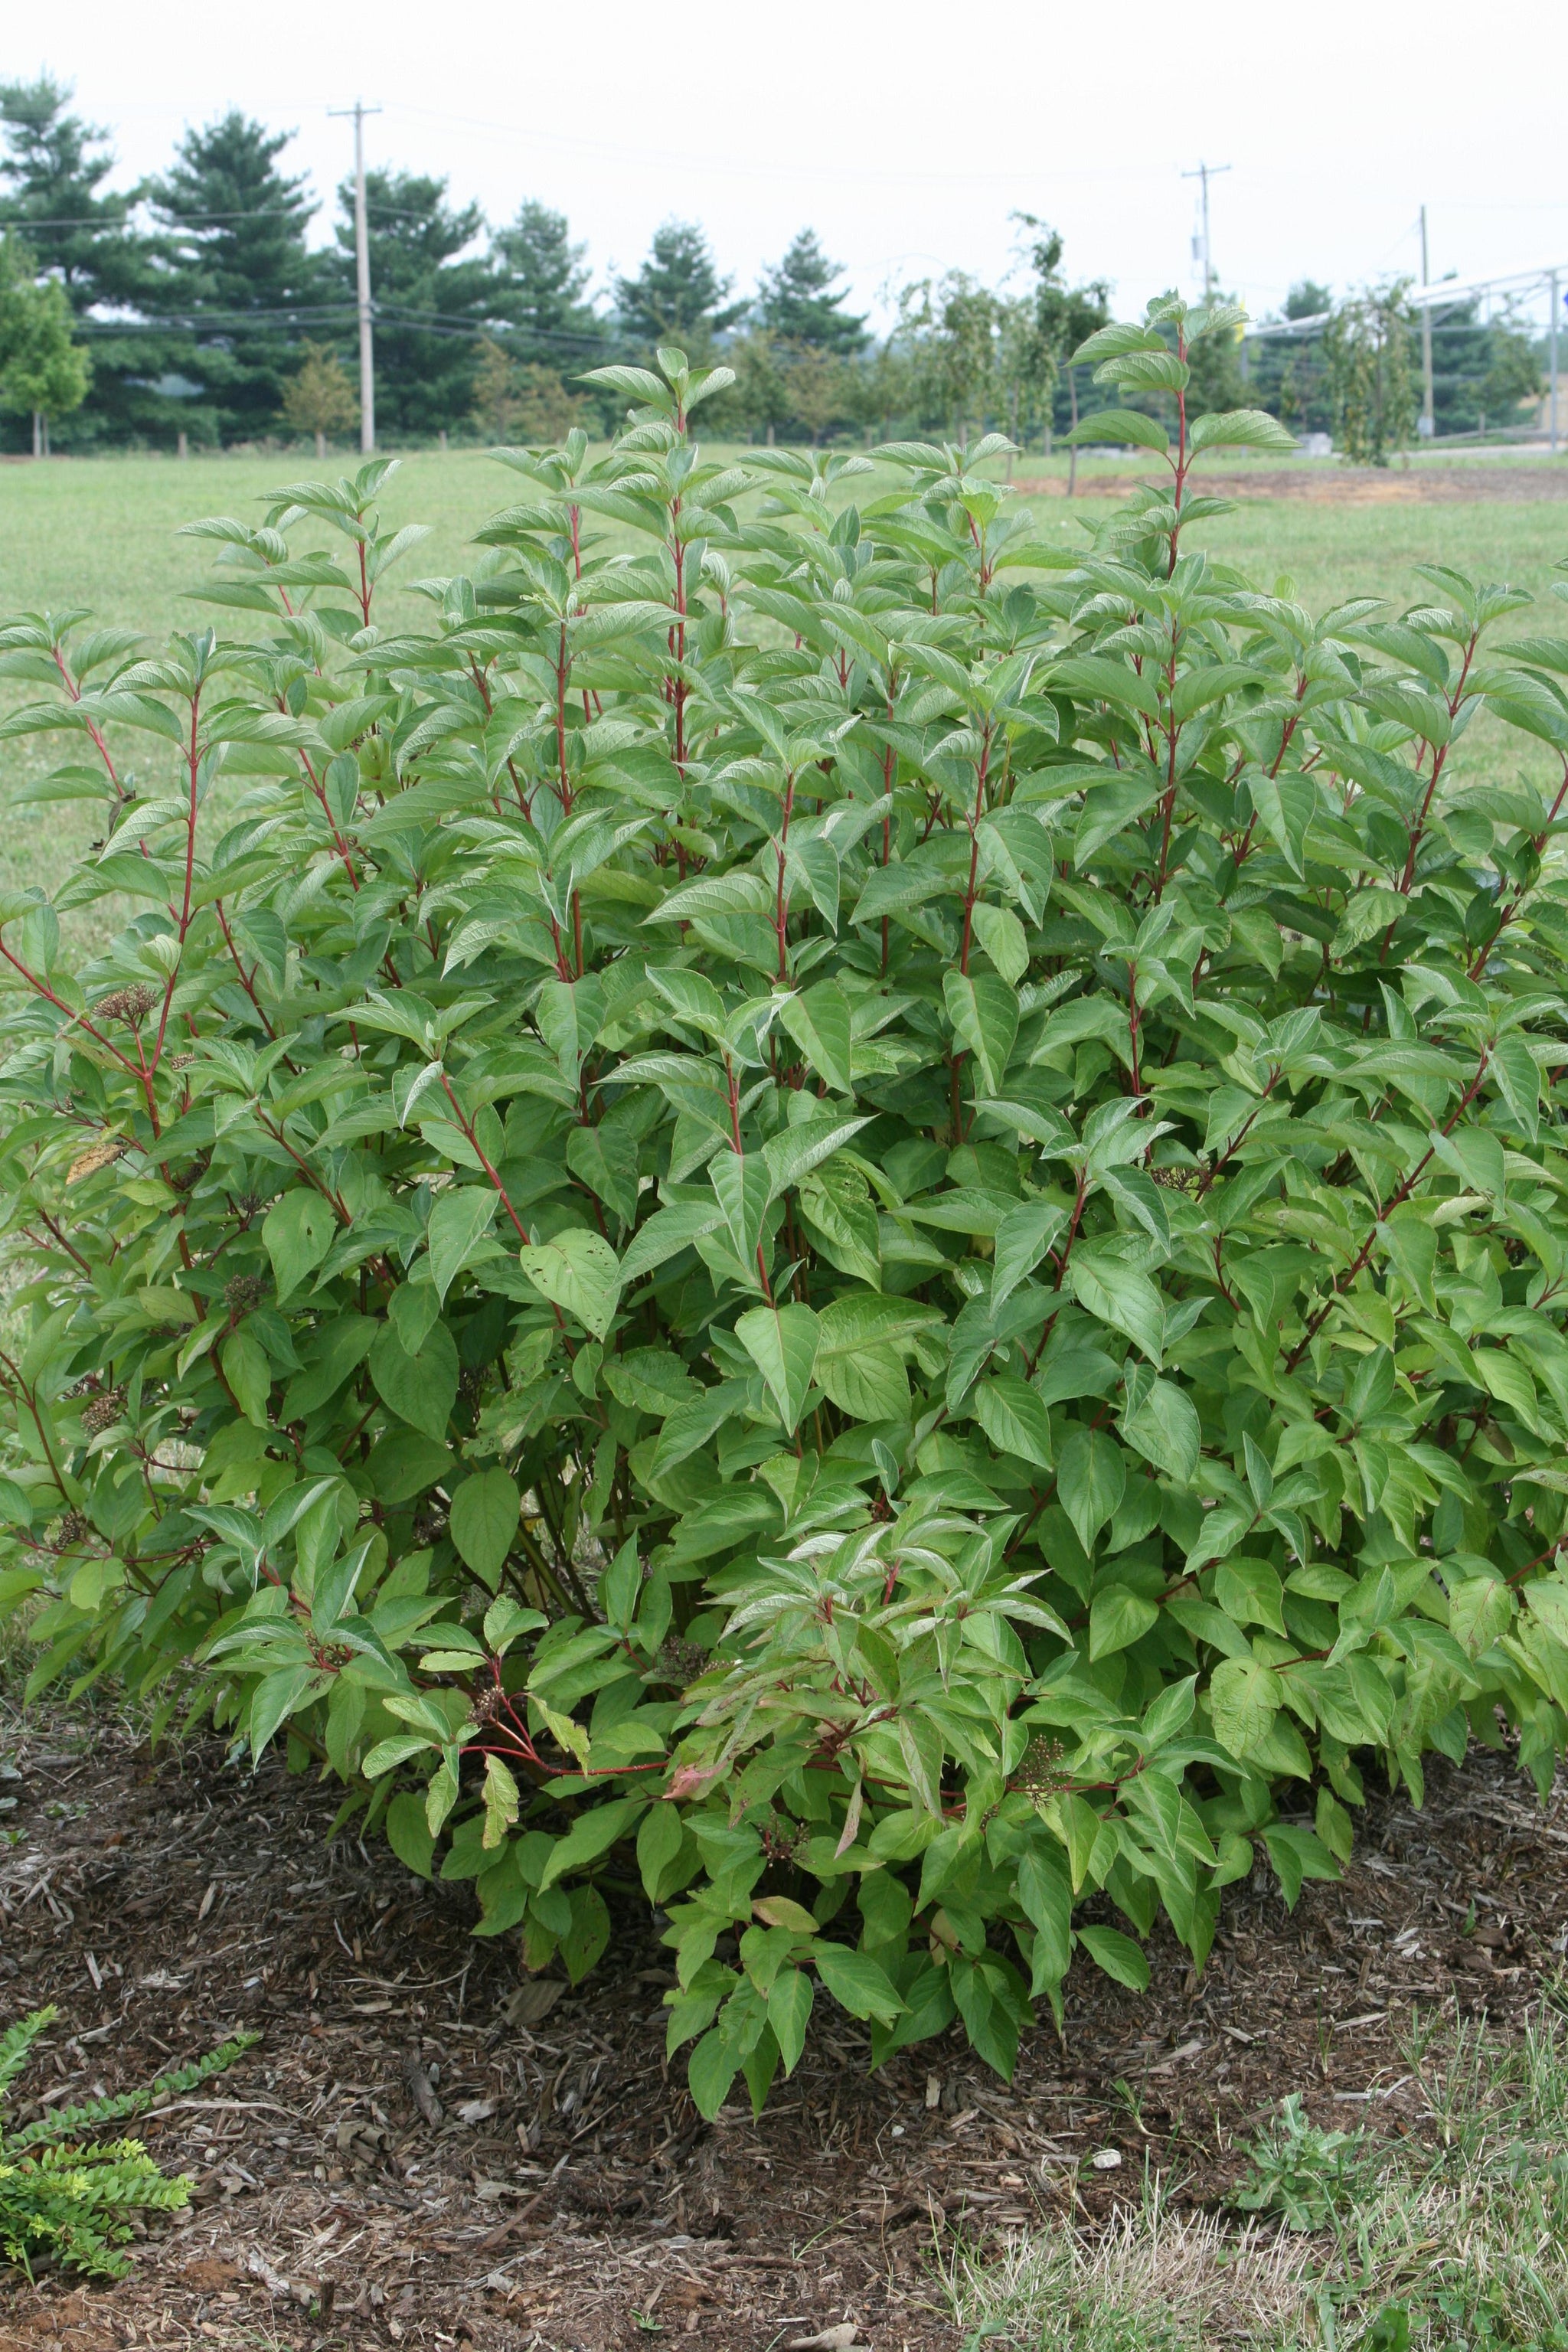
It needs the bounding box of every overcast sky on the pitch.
[20,0,1568,332]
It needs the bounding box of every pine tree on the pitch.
[489,200,606,372]
[0,77,159,449]
[756,229,866,354]
[1184,302,1246,418]
[615,221,740,358]
[332,169,500,439]
[148,113,320,446]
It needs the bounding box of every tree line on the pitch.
[0,79,1122,458]
[0,75,1550,459]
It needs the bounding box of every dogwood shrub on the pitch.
[3,305,1568,2116]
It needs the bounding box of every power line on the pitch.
[0,199,464,230]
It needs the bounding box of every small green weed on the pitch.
[1233,2093,1377,2231]
[0,2004,256,2278]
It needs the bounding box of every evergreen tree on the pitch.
[489,200,606,371]
[1249,281,1334,438]
[755,228,866,354]
[0,76,161,449]
[1423,298,1540,436]
[615,220,740,357]
[332,169,500,439]
[1184,301,1245,418]
[148,113,322,445]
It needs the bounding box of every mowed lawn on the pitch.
[2,443,1566,920]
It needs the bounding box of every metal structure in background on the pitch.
[1182,161,1231,301]
[328,100,381,453]
[1407,263,1568,458]
[1419,205,1435,438]
[1244,260,1567,455]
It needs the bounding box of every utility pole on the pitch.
[328,100,381,453]
[1419,205,1436,443]
[1551,267,1560,458]
[1181,162,1231,300]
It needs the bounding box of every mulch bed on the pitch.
[1,1709,1564,2352]
[1014,464,1568,504]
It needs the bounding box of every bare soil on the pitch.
[1014,466,1568,504]
[1,1713,1563,2352]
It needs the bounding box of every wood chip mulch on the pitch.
[1,1709,1564,2352]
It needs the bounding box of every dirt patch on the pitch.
[2,1714,1565,2351]
[1014,465,1568,505]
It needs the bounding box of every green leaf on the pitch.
[992,1203,1067,1309]
[560,1884,612,1981]
[636,1802,685,1900]
[538,1796,649,1890]
[1263,1823,1341,1910]
[765,1966,814,2073]
[250,1664,318,1757]
[1491,1034,1540,1141]
[221,1330,272,1429]
[1089,1584,1159,1660]
[735,1302,820,1432]
[1118,1376,1199,1485]
[1062,408,1169,453]
[812,1942,906,2026]
[1247,769,1315,877]
[263,1190,336,1303]
[1189,407,1298,454]
[620,1200,724,1282]
[1056,1426,1126,1554]
[688,2028,741,2120]
[369,1318,459,1442]
[1017,1846,1072,1995]
[426,1185,501,1304]
[1069,1248,1164,1365]
[969,902,1029,986]
[762,1115,873,1197]
[482,1755,521,1848]
[1076,1924,1149,1992]
[780,980,854,1094]
[944,970,1020,1094]
[518,1227,622,1339]
[566,1122,640,1225]
[1209,1655,1283,1759]
[815,1341,910,1423]
[973,1374,1054,1470]
[364,1734,436,1779]
[449,1469,521,1589]
[386,1790,435,1878]
[709,1149,773,1276]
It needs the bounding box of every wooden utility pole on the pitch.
[328,100,381,452]
[1419,205,1436,441]
[1181,162,1231,299]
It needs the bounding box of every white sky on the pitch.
[20,0,1568,333]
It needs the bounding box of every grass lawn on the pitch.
[7,445,1566,639]
[2,443,1566,923]
[948,2002,1568,2350]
